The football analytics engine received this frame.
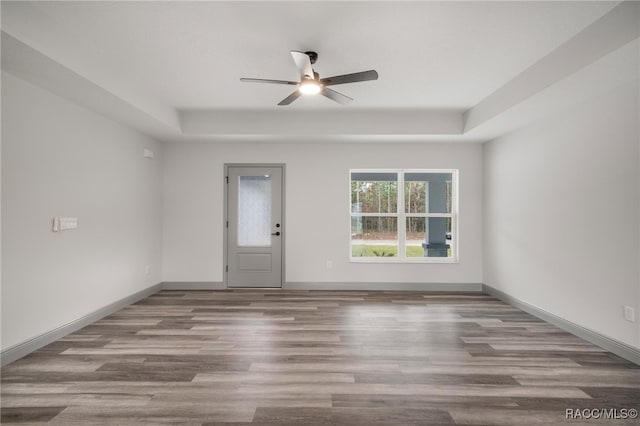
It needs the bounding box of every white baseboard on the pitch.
[284,282,482,291]
[0,283,162,367]
[161,281,226,290]
[160,281,482,291]
[483,284,640,366]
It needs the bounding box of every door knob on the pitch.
[271,231,281,236]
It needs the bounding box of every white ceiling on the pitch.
[1,1,633,142]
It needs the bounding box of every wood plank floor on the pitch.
[2,290,639,425]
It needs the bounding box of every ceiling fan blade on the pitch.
[240,78,298,85]
[321,88,353,105]
[291,51,314,79]
[320,70,378,86]
[278,90,302,106]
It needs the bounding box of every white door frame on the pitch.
[224,163,285,288]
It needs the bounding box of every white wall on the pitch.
[1,72,163,351]
[162,142,483,285]
[483,78,640,349]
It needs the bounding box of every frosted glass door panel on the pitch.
[237,176,272,247]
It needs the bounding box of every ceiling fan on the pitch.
[240,51,378,106]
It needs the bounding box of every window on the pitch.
[350,170,457,262]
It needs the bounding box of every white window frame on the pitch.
[349,169,459,264]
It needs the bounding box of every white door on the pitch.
[226,166,283,288]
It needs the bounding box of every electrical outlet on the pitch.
[326,260,333,269]
[623,306,635,323]
[144,265,150,275]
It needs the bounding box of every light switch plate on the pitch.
[58,217,78,230]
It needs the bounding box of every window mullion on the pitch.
[398,171,405,260]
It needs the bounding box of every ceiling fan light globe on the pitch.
[299,81,321,95]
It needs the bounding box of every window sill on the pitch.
[349,258,459,264]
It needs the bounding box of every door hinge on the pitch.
[226,221,228,228]
[225,176,229,184]
[225,265,228,272]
